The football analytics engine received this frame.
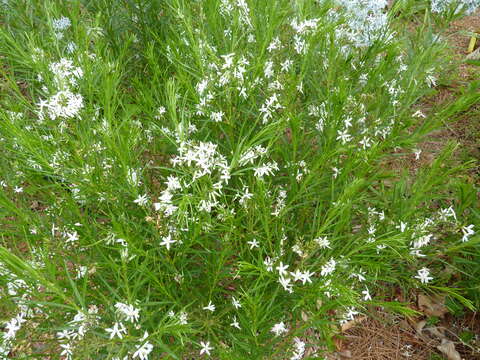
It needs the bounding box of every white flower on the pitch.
[165,175,182,190]
[336,129,351,144]
[127,168,141,187]
[210,111,224,122]
[351,270,366,282]
[221,53,235,69]
[413,110,426,118]
[333,1,388,47]
[52,17,71,31]
[49,58,83,87]
[203,301,215,312]
[4,318,21,340]
[332,167,341,179]
[281,59,293,72]
[75,265,88,279]
[196,79,209,95]
[133,340,154,360]
[160,234,177,250]
[264,256,274,272]
[293,34,307,54]
[38,90,84,121]
[362,287,372,301]
[267,37,281,52]
[411,234,433,249]
[290,269,303,282]
[438,206,456,221]
[296,81,303,94]
[415,267,433,284]
[425,72,437,87]
[291,17,319,35]
[271,321,288,336]
[134,194,149,206]
[199,341,213,356]
[396,222,407,233]
[461,224,475,242]
[291,337,306,360]
[320,258,337,276]
[247,238,259,249]
[115,302,140,323]
[413,149,422,160]
[300,270,314,285]
[314,236,330,249]
[232,297,242,309]
[264,60,274,78]
[253,161,278,179]
[279,276,293,293]
[431,0,479,14]
[56,329,73,340]
[60,343,73,359]
[105,322,127,339]
[63,230,79,244]
[410,249,426,258]
[178,311,188,325]
[237,186,253,206]
[230,316,241,329]
[276,261,289,276]
[342,307,360,323]
[239,148,259,166]
[359,136,372,150]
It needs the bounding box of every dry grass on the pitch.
[333,310,480,360]
[340,314,436,359]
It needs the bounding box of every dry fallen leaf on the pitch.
[418,294,449,317]
[437,339,461,360]
[425,326,446,340]
[467,47,480,60]
[337,350,352,358]
[415,319,427,335]
[341,316,367,332]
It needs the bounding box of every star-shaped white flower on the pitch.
[271,321,288,336]
[203,301,215,312]
[160,234,176,250]
[290,269,303,282]
[414,267,433,284]
[105,322,127,339]
[300,270,314,285]
[232,297,242,309]
[247,239,259,249]
[199,341,213,356]
[314,236,331,249]
[276,261,289,276]
[134,194,148,206]
[133,340,153,360]
[362,287,372,301]
[230,316,241,329]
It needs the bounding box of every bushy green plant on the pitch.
[0,0,478,359]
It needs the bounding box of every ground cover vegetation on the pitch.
[0,0,479,359]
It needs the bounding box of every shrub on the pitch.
[0,0,478,359]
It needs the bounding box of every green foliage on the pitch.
[0,0,478,359]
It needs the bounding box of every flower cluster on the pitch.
[431,0,480,14]
[36,55,84,123]
[332,0,391,48]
